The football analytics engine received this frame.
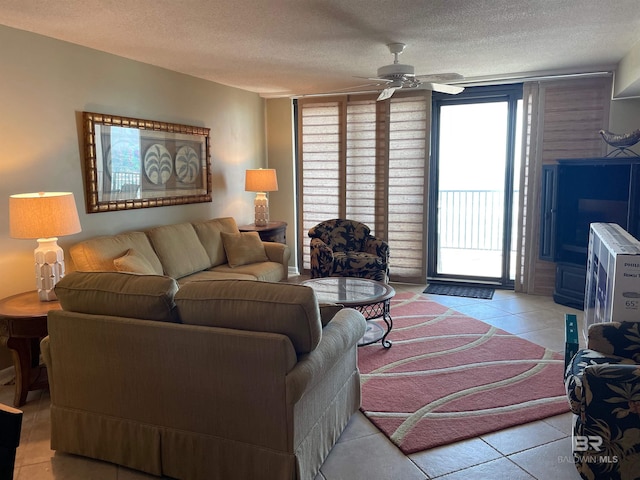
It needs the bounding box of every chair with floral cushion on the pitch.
[308,219,390,283]
[564,321,640,480]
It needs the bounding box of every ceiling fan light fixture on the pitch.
[387,43,407,56]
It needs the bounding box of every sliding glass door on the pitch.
[428,85,522,286]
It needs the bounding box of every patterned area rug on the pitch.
[358,292,569,454]
[423,284,495,299]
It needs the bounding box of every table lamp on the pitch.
[245,169,278,227]
[9,192,82,301]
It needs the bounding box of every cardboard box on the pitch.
[584,223,640,338]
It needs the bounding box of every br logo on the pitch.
[573,435,603,452]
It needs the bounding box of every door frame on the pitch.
[427,84,523,287]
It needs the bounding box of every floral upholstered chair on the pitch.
[308,219,390,283]
[564,321,640,480]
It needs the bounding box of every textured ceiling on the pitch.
[1,0,640,97]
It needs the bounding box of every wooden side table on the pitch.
[238,221,288,244]
[0,292,60,407]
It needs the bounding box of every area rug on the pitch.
[358,292,569,454]
[423,283,495,299]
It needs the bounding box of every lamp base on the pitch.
[34,238,65,302]
[254,192,269,227]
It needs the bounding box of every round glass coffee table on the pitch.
[301,277,395,348]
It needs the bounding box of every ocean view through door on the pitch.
[429,86,522,286]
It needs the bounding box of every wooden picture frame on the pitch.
[82,112,211,213]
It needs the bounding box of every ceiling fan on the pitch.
[354,43,465,101]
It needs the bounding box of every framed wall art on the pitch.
[82,111,211,213]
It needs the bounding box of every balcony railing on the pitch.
[438,189,518,252]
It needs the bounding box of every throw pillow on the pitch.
[220,231,269,268]
[192,217,240,267]
[113,249,157,274]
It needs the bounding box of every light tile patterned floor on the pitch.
[0,282,583,479]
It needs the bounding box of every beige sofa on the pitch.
[69,217,290,283]
[42,272,366,480]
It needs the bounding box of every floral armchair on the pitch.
[564,321,640,480]
[308,219,390,283]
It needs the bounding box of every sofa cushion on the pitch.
[221,232,269,268]
[113,249,157,274]
[209,262,284,282]
[69,231,163,275]
[332,251,388,282]
[192,217,240,267]
[54,271,180,323]
[146,223,211,279]
[175,269,258,285]
[175,280,322,354]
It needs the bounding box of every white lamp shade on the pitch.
[9,192,82,239]
[245,169,278,192]
[9,192,82,301]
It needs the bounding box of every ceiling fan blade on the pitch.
[423,82,465,95]
[368,77,393,83]
[414,73,464,82]
[327,82,385,93]
[377,87,397,101]
[354,76,393,84]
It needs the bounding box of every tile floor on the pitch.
[0,282,584,480]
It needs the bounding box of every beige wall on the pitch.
[0,24,268,300]
[609,97,640,133]
[265,98,297,272]
[614,40,640,99]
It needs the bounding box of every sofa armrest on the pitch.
[286,308,366,404]
[262,241,291,273]
[309,238,334,278]
[263,241,290,263]
[40,336,51,393]
[309,238,333,257]
[564,348,638,414]
[570,363,640,480]
[582,363,640,414]
[365,236,390,260]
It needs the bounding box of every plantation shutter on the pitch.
[298,99,343,272]
[297,93,429,283]
[346,99,379,225]
[515,76,612,294]
[387,96,430,282]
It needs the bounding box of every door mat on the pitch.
[358,292,568,454]
[423,284,495,299]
